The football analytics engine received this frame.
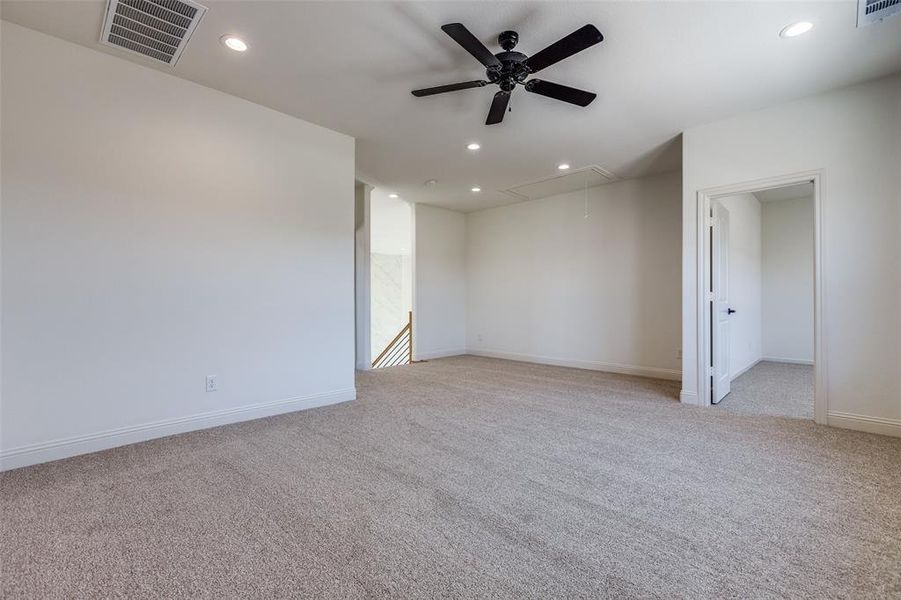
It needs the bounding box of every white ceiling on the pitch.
[3,1,901,211]
[754,182,815,203]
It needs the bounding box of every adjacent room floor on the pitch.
[2,356,899,598]
[715,361,814,419]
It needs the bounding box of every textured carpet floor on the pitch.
[2,356,900,599]
[716,361,814,419]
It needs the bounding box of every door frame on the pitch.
[354,181,372,370]
[693,170,826,423]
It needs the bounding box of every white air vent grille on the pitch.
[858,0,901,26]
[100,0,207,65]
[501,166,619,202]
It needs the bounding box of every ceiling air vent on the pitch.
[100,0,207,65]
[858,0,901,26]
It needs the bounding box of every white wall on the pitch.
[413,204,466,359]
[681,73,901,435]
[718,193,762,378]
[762,195,814,363]
[466,171,683,380]
[0,23,356,469]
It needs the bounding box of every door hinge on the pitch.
[707,216,715,227]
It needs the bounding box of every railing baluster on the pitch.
[381,339,407,367]
[372,311,414,369]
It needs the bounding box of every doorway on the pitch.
[369,189,413,368]
[699,174,823,421]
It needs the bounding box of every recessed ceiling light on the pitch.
[779,21,813,38]
[557,163,570,170]
[221,35,248,52]
[467,143,481,151]
[471,187,481,193]
[388,193,399,199]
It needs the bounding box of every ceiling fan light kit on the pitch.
[412,23,604,125]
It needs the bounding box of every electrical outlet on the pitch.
[205,375,218,392]
[477,334,483,343]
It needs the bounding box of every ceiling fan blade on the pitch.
[411,80,488,97]
[486,91,511,125]
[524,24,603,74]
[441,23,502,70]
[525,79,596,107]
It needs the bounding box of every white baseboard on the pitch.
[731,358,761,381]
[761,356,814,366]
[466,349,682,381]
[0,388,356,472]
[730,357,814,381]
[415,348,467,360]
[679,390,702,406]
[827,411,901,438]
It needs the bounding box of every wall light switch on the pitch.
[205,375,218,392]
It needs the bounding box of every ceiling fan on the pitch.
[412,23,604,125]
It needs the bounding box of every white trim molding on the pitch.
[827,411,901,438]
[468,349,682,381]
[731,358,762,381]
[761,356,815,366]
[679,390,701,406]
[354,182,372,371]
[691,170,827,425]
[0,388,356,472]
[729,357,815,382]
[415,348,467,361]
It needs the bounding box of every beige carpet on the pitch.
[2,356,900,598]
[716,361,814,419]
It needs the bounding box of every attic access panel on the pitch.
[502,166,618,202]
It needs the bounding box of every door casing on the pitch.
[693,171,825,423]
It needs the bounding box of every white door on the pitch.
[711,200,732,404]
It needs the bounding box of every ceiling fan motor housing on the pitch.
[487,33,530,91]
[498,30,519,50]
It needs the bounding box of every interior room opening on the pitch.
[369,190,413,369]
[708,181,815,419]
